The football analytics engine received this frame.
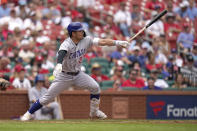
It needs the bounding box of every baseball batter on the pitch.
[21,22,129,120]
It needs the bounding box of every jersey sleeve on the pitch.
[59,40,69,51]
[85,36,99,47]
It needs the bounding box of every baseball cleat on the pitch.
[90,110,107,119]
[20,111,32,121]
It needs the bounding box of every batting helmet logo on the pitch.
[67,22,86,37]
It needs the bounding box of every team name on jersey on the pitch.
[69,49,86,59]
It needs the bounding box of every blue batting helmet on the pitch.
[35,74,45,84]
[67,22,86,37]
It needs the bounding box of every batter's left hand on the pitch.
[114,40,130,48]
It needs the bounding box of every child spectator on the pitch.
[172,73,187,89]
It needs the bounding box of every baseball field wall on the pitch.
[0,90,197,119]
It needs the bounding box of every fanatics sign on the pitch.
[146,95,197,119]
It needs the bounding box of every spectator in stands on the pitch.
[127,46,141,66]
[157,34,170,55]
[23,11,43,31]
[0,0,10,18]
[42,0,61,23]
[180,54,197,87]
[177,23,194,51]
[164,13,181,49]
[110,66,126,84]
[145,11,164,38]
[0,22,12,40]
[143,77,162,90]
[7,9,23,31]
[172,73,187,89]
[110,46,125,62]
[28,74,61,120]
[0,77,10,91]
[19,43,35,63]
[122,69,145,88]
[105,14,123,40]
[77,0,95,8]
[149,69,169,88]
[0,57,10,74]
[112,79,122,91]
[15,0,30,20]
[192,44,197,61]
[41,53,55,70]
[12,65,31,89]
[114,2,131,37]
[131,3,141,20]
[175,1,189,19]
[145,52,157,72]
[91,63,109,83]
[144,0,165,17]
[185,0,197,21]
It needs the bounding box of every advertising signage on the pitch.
[146,95,197,119]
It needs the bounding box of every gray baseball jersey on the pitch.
[39,36,100,105]
[59,36,97,72]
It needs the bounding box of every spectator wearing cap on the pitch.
[91,63,109,83]
[15,0,29,20]
[143,77,162,90]
[164,12,181,49]
[185,0,197,21]
[0,0,10,18]
[127,46,142,66]
[149,69,169,88]
[177,23,194,51]
[175,0,189,18]
[28,74,61,120]
[12,65,31,89]
[121,69,145,88]
[23,11,43,31]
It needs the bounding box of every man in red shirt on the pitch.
[91,63,109,83]
[164,13,181,49]
[122,69,145,88]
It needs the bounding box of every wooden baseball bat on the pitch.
[128,10,168,42]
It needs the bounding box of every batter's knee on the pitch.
[89,82,101,94]
[39,96,55,106]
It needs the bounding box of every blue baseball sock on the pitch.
[28,100,43,114]
[90,94,100,100]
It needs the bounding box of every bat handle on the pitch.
[128,26,146,42]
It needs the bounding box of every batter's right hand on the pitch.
[53,63,62,77]
[114,40,130,48]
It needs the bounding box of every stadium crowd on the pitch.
[0,0,197,92]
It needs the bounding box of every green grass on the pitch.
[0,120,197,131]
